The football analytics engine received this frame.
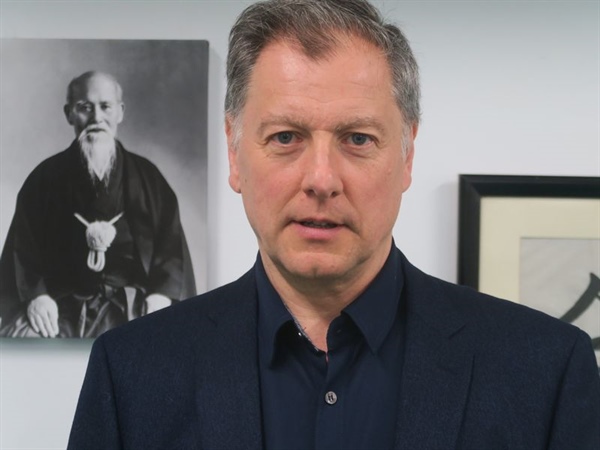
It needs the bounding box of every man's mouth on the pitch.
[299,221,338,229]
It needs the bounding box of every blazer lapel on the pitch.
[193,270,263,449]
[395,257,474,450]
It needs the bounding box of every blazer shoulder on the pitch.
[99,268,256,348]
[400,251,585,348]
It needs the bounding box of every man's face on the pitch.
[227,36,416,285]
[64,74,124,139]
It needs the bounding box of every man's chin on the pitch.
[273,250,356,282]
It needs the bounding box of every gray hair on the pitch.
[225,0,421,129]
[66,71,123,106]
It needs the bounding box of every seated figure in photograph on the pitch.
[0,71,196,338]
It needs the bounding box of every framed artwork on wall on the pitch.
[0,38,208,338]
[458,174,600,367]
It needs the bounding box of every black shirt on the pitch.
[257,245,406,450]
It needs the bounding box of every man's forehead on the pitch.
[250,35,391,89]
[72,75,120,101]
[243,36,400,126]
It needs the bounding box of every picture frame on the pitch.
[458,174,600,365]
[0,38,209,338]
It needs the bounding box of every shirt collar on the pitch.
[256,243,404,365]
[342,244,403,353]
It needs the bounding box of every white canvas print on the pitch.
[0,39,208,338]
[520,237,600,367]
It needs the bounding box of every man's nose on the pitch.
[300,139,343,200]
[89,105,104,122]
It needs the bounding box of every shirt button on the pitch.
[325,391,338,405]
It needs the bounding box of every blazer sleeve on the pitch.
[67,336,122,449]
[548,330,600,450]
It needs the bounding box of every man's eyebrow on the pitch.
[334,117,387,135]
[257,115,309,136]
[257,115,388,136]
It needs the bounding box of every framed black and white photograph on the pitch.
[458,174,600,366]
[0,38,208,338]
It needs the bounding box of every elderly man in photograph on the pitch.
[0,71,195,338]
[68,0,599,448]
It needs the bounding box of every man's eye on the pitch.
[273,132,295,145]
[348,133,371,146]
[77,104,92,113]
[101,104,112,111]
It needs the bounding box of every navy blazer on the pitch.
[68,251,600,449]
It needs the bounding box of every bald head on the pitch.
[66,71,123,107]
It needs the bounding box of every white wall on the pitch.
[1,1,598,448]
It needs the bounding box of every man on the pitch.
[0,71,195,338]
[68,1,600,448]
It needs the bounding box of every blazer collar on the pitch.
[394,252,474,450]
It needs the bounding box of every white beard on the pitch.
[78,130,117,185]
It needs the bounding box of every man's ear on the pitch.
[401,123,418,193]
[225,115,241,194]
[117,102,125,125]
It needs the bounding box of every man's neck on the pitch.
[260,248,390,352]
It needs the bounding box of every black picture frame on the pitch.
[458,174,600,290]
